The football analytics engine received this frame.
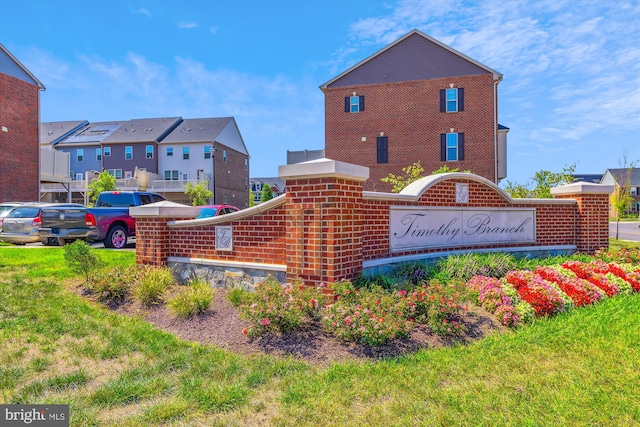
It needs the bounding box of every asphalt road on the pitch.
[609,221,640,242]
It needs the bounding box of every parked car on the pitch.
[38,191,166,249]
[0,202,84,245]
[0,202,24,219]
[196,204,240,219]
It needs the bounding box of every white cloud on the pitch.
[131,7,151,18]
[178,22,198,29]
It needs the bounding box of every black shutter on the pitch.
[344,96,350,113]
[440,134,446,161]
[458,133,465,161]
[439,89,446,112]
[377,136,388,164]
[458,88,464,112]
[359,95,365,112]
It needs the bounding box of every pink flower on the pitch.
[260,318,271,326]
[400,290,407,296]
[344,316,352,326]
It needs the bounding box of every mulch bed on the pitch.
[108,289,508,366]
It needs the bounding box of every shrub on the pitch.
[63,240,103,282]
[133,267,175,306]
[322,285,413,346]
[88,265,138,302]
[405,279,469,336]
[238,276,327,335]
[390,262,430,288]
[168,279,215,318]
[438,253,516,281]
[466,276,523,327]
[594,247,640,264]
[226,287,253,307]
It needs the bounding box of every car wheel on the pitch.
[57,238,71,246]
[105,225,127,249]
[44,237,58,246]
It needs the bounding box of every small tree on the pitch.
[87,170,117,206]
[63,240,103,282]
[504,164,576,199]
[611,154,637,218]
[260,183,273,202]
[431,165,471,175]
[381,161,425,193]
[249,188,255,207]
[184,181,213,206]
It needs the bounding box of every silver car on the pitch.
[0,203,84,245]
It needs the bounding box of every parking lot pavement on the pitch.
[7,240,135,250]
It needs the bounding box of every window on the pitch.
[440,132,465,161]
[183,147,190,160]
[345,95,365,113]
[104,147,111,156]
[223,195,228,204]
[146,145,153,159]
[125,146,133,160]
[125,171,133,179]
[245,158,248,169]
[77,149,84,162]
[376,136,388,164]
[165,170,179,180]
[223,149,227,163]
[167,147,173,157]
[204,146,211,159]
[108,169,123,179]
[440,88,465,112]
[182,173,189,180]
[75,173,83,181]
[96,148,102,161]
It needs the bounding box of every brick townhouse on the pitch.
[0,43,45,202]
[321,29,508,192]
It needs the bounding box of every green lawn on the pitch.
[0,246,639,426]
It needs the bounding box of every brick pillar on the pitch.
[551,182,614,254]
[279,159,369,285]
[130,202,200,267]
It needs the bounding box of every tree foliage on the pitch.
[184,181,213,206]
[87,170,117,206]
[611,154,637,218]
[63,240,103,282]
[381,162,472,193]
[504,164,577,199]
[260,183,274,202]
[249,188,255,207]
[381,161,426,193]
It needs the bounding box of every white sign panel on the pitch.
[215,226,233,251]
[390,207,535,251]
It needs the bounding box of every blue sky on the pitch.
[1,0,639,186]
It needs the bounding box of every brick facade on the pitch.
[132,159,612,289]
[0,73,40,202]
[325,74,498,192]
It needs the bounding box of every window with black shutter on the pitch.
[376,136,388,163]
[440,88,464,112]
[345,95,365,113]
[440,132,465,161]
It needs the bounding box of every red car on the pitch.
[196,205,239,219]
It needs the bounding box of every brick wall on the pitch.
[0,73,40,202]
[134,160,611,288]
[324,74,497,192]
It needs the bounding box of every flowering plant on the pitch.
[404,279,469,336]
[87,265,139,302]
[238,276,327,336]
[466,276,522,327]
[562,261,620,297]
[322,285,413,346]
[535,266,603,307]
[504,270,566,317]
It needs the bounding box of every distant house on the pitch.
[250,177,285,205]
[572,174,603,184]
[0,43,45,202]
[320,29,508,192]
[601,168,640,217]
[40,116,250,206]
[159,117,250,206]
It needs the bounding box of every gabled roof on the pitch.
[161,117,249,156]
[103,117,182,144]
[40,121,89,145]
[603,168,640,186]
[0,43,45,89]
[56,121,123,145]
[320,29,502,89]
